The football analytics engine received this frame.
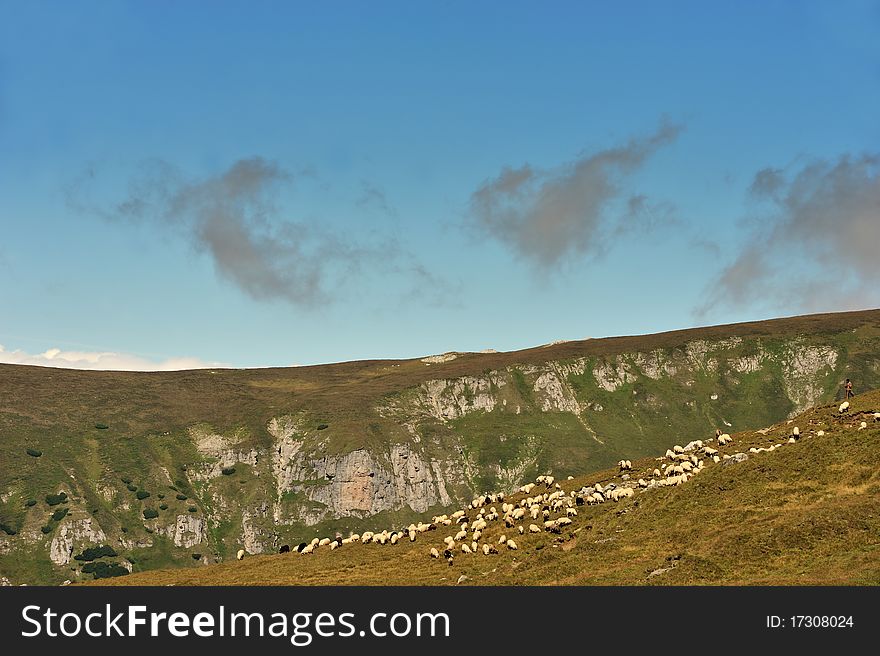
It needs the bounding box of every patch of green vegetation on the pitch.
[510,368,534,406]
[26,448,42,457]
[25,499,36,507]
[188,506,198,513]
[51,508,69,521]
[45,492,67,506]
[74,545,117,561]
[40,525,52,534]
[81,561,128,579]
[94,423,109,430]
[159,504,168,510]
[127,484,138,492]
[0,523,17,536]
[221,467,236,476]
[143,509,159,519]
[175,494,188,501]
[317,423,329,430]
[135,490,150,500]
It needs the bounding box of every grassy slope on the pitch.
[2,308,880,582]
[97,390,880,586]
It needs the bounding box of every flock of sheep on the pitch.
[233,399,878,565]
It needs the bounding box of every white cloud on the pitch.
[0,344,224,371]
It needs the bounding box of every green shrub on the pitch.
[0,523,17,536]
[187,506,198,513]
[74,545,118,561]
[192,553,201,560]
[120,527,128,533]
[45,492,68,506]
[221,466,236,476]
[40,525,53,534]
[159,504,168,510]
[127,484,138,492]
[176,494,188,501]
[82,561,128,579]
[317,423,329,430]
[25,499,37,507]
[51,508,69,521]
[142,508,159,520]
[26,448,42,457]
[168,485,178,492]
[157,493,165,500]
[94,423,109,430]
[135,490,150,500]
[121,477,132,484]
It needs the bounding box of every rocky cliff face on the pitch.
[1,319,878,584]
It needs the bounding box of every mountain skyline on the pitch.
[1,1,878,369]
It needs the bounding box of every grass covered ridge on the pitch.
[94,389,880,586]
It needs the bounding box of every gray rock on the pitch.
[722,452,749,466]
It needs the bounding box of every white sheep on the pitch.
[566,507,578,517]
[236,549,245,560]
[498,534,507,545]
[874,412,880,422]
[673,445,685,454]
[817,430,825,437]
[430,547,440,558]
[858,421,867,431]
[507,539,518,550]
[529,524,542,534]
[517,525,525,535]
[461,543,472,554]
[839,401,850,413]
[652,468,661,477]
[454,529,467,542]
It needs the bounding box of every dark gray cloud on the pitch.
[469,120,683,265]
[69,157,448,306]
[698,153,880,316]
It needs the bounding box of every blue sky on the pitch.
[1,1,879,369]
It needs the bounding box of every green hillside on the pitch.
[97,389,880,586]
[1,308,880,585]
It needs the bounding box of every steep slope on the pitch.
[1,308,880,584]
[96,389,880,586]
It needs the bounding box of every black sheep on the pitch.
[279,544,290,554]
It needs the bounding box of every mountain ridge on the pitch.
[2,308,879,584]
